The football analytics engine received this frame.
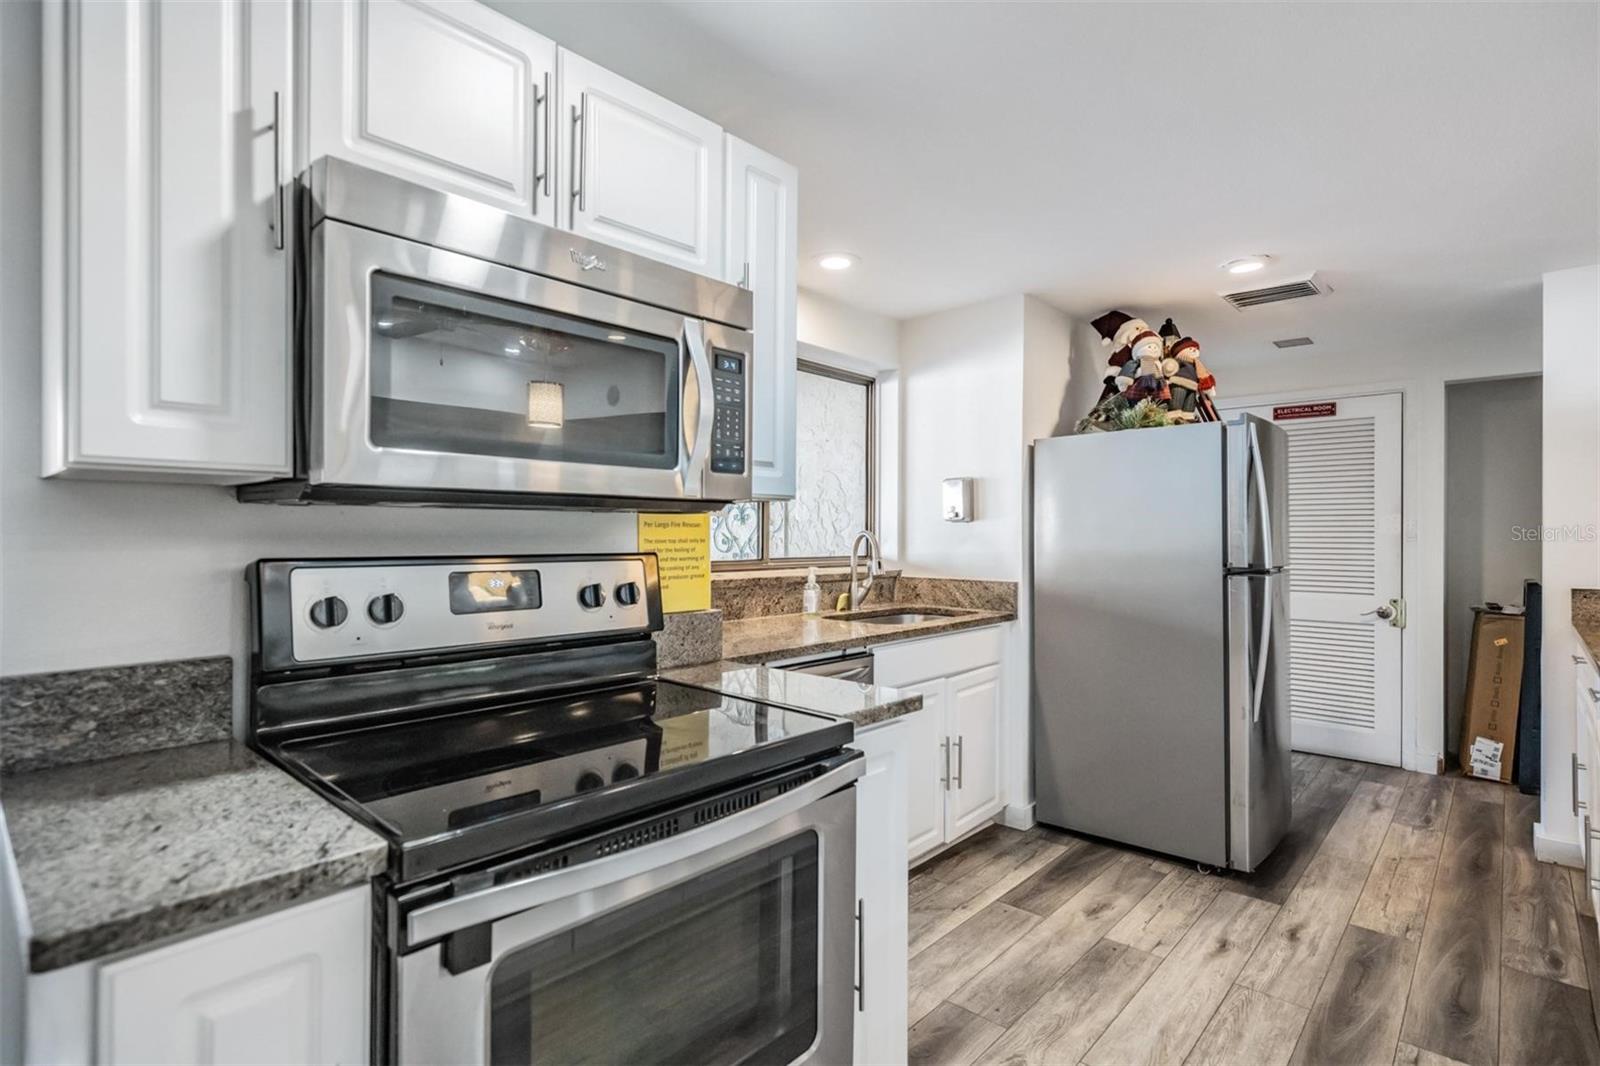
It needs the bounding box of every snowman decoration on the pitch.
[1079,310,1223,430]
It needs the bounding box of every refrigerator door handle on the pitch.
[1248,421,1277,572]
[1252,573,1274,724]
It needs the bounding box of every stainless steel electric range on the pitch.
[247,554,861,1066]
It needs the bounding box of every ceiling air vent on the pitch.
[1273,337,1314,349]
[1220,272,1328,310]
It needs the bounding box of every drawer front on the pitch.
[874,626,1004,688]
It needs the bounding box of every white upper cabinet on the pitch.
[560,50,723,274]
[307,0,558,220]
[43,0,293,481]
[725,136,798,499]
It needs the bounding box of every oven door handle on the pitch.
[680,319,715,497]
[407,756,864,944]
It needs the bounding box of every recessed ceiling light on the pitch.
[816,253,857,272]
[1222,255,1271,275]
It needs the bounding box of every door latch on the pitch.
[1361,597,1406,629]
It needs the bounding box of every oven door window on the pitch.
[369,273,681,470]
[488,831,820,1066]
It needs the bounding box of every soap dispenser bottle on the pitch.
[802,567,822,615]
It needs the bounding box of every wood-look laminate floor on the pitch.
[904,753,1600,1066]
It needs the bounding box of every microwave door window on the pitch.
[368,273,680,470]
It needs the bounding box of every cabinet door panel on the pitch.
[98,889,368,1065]
[849,724,910,1066]
[947,664,1004,838]
[900,696,948,862]
[49,0,291,478]
[562,51,722,272]
[724,137,797,499]
[308,0,555,219]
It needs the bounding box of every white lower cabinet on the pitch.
[1576,649,1600,918]
[849,721,909,1066]
[876,627,1007,863]
[28,889,369,1066]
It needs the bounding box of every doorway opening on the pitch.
[1443,374,1543,767]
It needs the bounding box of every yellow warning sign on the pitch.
[637,513,711,614]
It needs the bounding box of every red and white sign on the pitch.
[1272,402,1338,421]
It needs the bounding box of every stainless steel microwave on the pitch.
[240,159,753,509]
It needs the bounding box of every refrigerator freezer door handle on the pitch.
[1248,422,1277,571]
[1252,574,1274,724]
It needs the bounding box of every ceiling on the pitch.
[487,1,1598,367]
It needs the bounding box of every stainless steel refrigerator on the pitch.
[1031,414,1291,871]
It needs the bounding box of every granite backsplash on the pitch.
[0,656,234,775]
[712,570,1016,621]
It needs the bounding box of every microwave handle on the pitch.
[682,321,715,495]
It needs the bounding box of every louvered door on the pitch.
[1227,393,1404,764]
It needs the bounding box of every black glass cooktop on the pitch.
[263,679,851,882]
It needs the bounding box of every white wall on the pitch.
[1215,327,1543,774]
[0,1,636,730]
[897,293,1076,824]
[897,295,1027,578]
[797,288,899,370]
[1443,376,1542,753]
[1538,264,1600,864]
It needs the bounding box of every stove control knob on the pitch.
[578,583,607,610]
[367,593,404,625]
[308,595,348,630]
[576,770,605,792]
[614,582,641,607]
[612,762,640,782]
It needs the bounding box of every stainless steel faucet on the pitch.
[848,530,882,610]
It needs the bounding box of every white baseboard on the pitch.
[1000,802,1035,831]
[1535,821,1584,868]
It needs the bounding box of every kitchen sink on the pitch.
[852,613,951,625]
[827,608,975,626]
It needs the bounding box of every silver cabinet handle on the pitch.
[268,90,284,251]
[570,93,588,215]
[855,899,866,1011]
[532,73,549,209]
[1588,815,1598,888]
[940,737,950,790]
[1576,752,1589,816]
[954,736,964,789]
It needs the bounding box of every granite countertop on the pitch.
[3,740,387,972]
[661,660,924,729]
[718,604,1015,665]
[1574,588,1600,666]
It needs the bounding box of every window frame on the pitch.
[710,359,877,571]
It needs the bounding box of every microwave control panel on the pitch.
[710,351,746,474]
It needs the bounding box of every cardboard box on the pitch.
[1458,608,1525,782]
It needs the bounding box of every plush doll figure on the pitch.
[1124,327,1168,401]
[1194,355,1220,421]
[1165,337,1202,422]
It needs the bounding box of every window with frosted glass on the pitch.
[709,365,873,564]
